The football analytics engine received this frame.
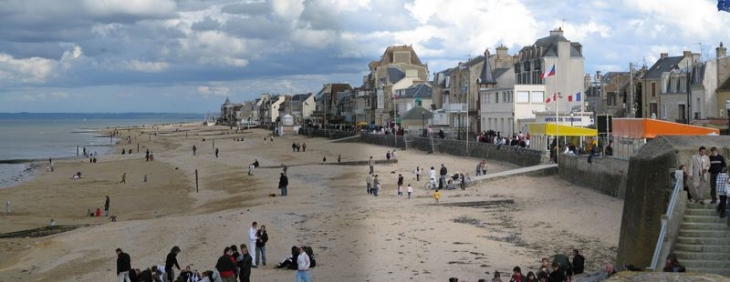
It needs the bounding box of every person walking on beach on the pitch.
[415,166,421,182]
[116,248,132,282]
[215,148,219,158]
[373,175,380,196]
[104,196,110,217]
[433,189,441,204]
[368,156,374,174]
[279,172,288,196]
[5,201,9,214]
[49,158,54,172]
[302,142,306,152]
[429,166,437,189]
[689,146,711,204]
[481,160,487,175]
[296,246,311,282]
[145,149,150,162]
[255,225,268,267]
[366,172,373,195]
[248,222,258,268]
[397,174,404,196]
[120,172,127,184]
[165,246,181,282]
[192,145,197,156]
[439,164,448,189]
[407,184,413,199]
[386,150,391,160]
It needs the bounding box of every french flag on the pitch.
[545,92,557,103]
[568,91,582,102]
[542,64,555,79]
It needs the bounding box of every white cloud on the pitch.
[0,54,56,84]
[120,60,170,72]
[197,86,230,97]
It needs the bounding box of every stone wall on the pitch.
[558,154,629,199]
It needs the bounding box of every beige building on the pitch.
[365,45,429,127]
[641,51,699,122]
[290,93,314,124]
[514,27,585,115]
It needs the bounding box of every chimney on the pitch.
[549,27,564,37]
[660,53,668,59]
[683,50,692,59]
[717,42,727,58]
[496,45,508,57]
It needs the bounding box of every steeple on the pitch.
[477,49,497,86]
[224,97,231,105]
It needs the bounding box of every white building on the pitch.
[481,84,547,135]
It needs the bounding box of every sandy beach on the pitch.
[0,124,623,282]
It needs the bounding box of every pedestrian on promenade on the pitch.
[116,248,132,282]
[689,146,711,204]
[120,172,127,184]
[709,147,726,204]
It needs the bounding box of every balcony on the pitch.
[444,103,467,112]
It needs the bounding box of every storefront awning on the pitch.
[528,123,598,137]
[613,118,720,139]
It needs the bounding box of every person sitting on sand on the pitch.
[72,172,82,179]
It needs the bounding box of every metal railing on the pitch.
[649,170,684,270]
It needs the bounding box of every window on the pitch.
[503,92,508,103]
[517,91,529,103]
[651,83,656,97]
[531,91,544,103]
[495,92,499,103]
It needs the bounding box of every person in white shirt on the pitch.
[296,246,311,282]
[428,167,437,188]
[407,184,413,199]
[249,222,258,268]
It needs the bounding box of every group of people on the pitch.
[290,142,306,152]
[448,250,585,282]
[115,222,291,282]
[677,146,730,222]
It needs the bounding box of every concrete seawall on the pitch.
[558,154,629,199]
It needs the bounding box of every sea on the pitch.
[0,113,202,188]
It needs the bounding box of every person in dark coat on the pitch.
[279,172,288,196]
[116,248,132,282]
[550,262,566,282]
[216,247,237,281]
[164,246,181,282]
[662,254,686,273]
[239,244,253,282]
[571,249,585,275]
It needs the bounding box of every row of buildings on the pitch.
[221,27,730,137]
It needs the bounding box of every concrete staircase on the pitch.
[674,202,730,276]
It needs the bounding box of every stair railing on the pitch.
[649,170,684,270]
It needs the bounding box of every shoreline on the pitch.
[0,124,623,281]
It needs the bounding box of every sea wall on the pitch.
[558,154,629,199]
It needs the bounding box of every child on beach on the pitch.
[407,184,413,199]
[397,185,402,196]
[433,189,441,204]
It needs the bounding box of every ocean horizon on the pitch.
[0,112,205,188]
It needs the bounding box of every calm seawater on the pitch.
[0,113,202,188]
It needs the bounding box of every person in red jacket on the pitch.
[216,247,237,282]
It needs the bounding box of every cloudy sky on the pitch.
[1,0,729,113]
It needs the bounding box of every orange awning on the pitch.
[613,118,719,139]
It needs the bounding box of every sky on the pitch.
[1,0,729,113]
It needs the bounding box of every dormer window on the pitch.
[534,60,541,69]
[523,61,531,72]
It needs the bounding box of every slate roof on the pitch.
[478,49,497,85]
[645,56,683,79]
[387,67,406,84]
[522,32,582,58]
[397,83,432,99]
[493,68,511,80]
[291,93,312,102]
[401,106,433,120]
